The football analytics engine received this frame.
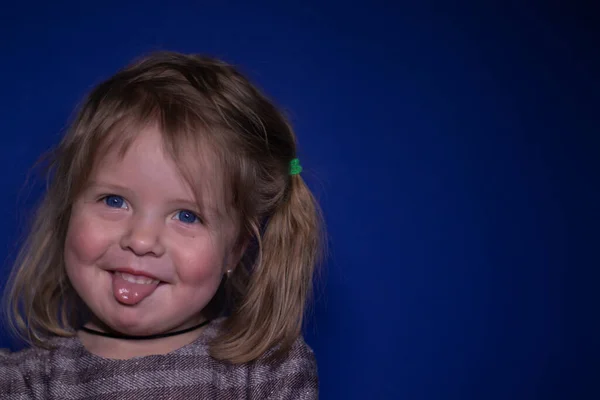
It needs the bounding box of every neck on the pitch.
[78,318,210,360]
[81,320,210,340]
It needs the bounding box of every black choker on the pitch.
[80,320,211,340]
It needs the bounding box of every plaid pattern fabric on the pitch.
[0,319,318,399]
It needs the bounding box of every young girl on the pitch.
[0,51,323,399]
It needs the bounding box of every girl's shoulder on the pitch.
[0,337,67,364]
[205,317,317,366]
[188,317,319,398]
[243,330,319,398]
[1,335,79,364]
[1,336,79,397]
[251,335,319,391]
[255,333,318,367]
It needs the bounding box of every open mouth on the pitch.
[114,271,160,285]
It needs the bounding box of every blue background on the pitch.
[1,2,598,399]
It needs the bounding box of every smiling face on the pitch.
[64,125,239,336]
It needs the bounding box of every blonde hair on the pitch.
[2,51,325,363]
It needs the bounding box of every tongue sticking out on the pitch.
[112,272,160,305]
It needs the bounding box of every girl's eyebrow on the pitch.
[85,181,132,194]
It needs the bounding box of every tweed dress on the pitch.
[0,318,318,399]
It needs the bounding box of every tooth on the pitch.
[117,272,155,285]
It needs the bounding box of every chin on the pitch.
[92,306,158,335]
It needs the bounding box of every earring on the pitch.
[225,269,233,278]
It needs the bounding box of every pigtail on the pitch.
[212,173,324,363]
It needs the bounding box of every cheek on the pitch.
[64,212,112,266]
[172,238,227,284]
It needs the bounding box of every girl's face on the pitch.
[64,126,239,336]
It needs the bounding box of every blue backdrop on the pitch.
[1,2,597,399]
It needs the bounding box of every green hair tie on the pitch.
[289,158,303,175]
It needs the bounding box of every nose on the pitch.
[120,214,166,257]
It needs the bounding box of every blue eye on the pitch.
[175,210,199,224]
[103,195,126,209]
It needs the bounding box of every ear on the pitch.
[225,235,250,273]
